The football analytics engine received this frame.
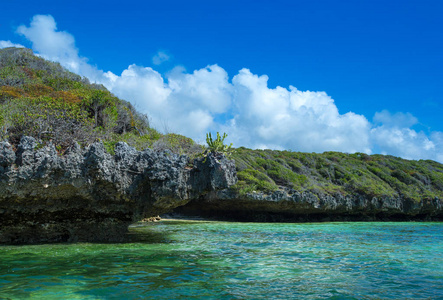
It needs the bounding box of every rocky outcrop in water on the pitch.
[1,135,441,244]
[0,136,237,244]
[174,187,443,222]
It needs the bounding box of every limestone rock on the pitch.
[174,186,443,222]
[0,138,237,244]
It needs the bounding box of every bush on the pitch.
[206,132,233,156]
[4,96,97,147]
[0,47,163,151]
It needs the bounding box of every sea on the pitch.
[0,221,442,299]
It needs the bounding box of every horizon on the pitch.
[1,0,442,162]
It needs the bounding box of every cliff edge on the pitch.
[174,148,443,222]
[0,136,236,244]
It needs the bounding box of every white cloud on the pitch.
[226,69,372,153]
[12,14,443,163]
[167,65,233,114]
[106,64,171,111]
[373,110,418,128]
[16,15,104,82]
[370,111,443,161]
[102,63,233,138]
[152,51,170,65]
[17,15,76,61]
[430,132,443,163]
[0,40,25,49]
[13,15,228,139]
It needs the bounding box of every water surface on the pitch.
[0,221,442,299]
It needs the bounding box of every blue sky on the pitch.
[1,0,443,161]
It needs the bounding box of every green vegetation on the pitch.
[1,47,442,203]
[231,148,443,202]
[0,47,201,156]
[205,132,233,156]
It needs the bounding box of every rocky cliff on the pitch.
[173,188,443,222]
[1,136,442,244]
[0,136,236,244]
[174,147,443,222]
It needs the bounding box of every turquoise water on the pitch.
[0,222,442,299]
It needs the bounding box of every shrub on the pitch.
[206,132,233,156]
[3,96,96,148]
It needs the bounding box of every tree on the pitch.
[85,90,109,127]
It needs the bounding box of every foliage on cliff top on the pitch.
[205,132,233,156]
[0,47,200,156]
[2,47,441,203]
[232,147,443,202]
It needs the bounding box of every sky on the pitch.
[1,0,442,162]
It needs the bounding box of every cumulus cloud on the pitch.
[226,69,372,153]
[17,15,76,61]
[106,64,171,111]
[102,63,233,138]
[373,110,418,128]
[16,15,104,82]
[152,51,170,65]
[13,15,230,139]
[10,14,443,162]
[167,65,233,114]
[370,111,443,161]
[0,40,25,49]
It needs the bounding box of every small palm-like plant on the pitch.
[205,132,233,157]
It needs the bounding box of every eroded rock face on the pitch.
[174,187,443,222]
[190,153,237,197]
[0,137,237,244]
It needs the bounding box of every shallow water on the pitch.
[0,221,442,299]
